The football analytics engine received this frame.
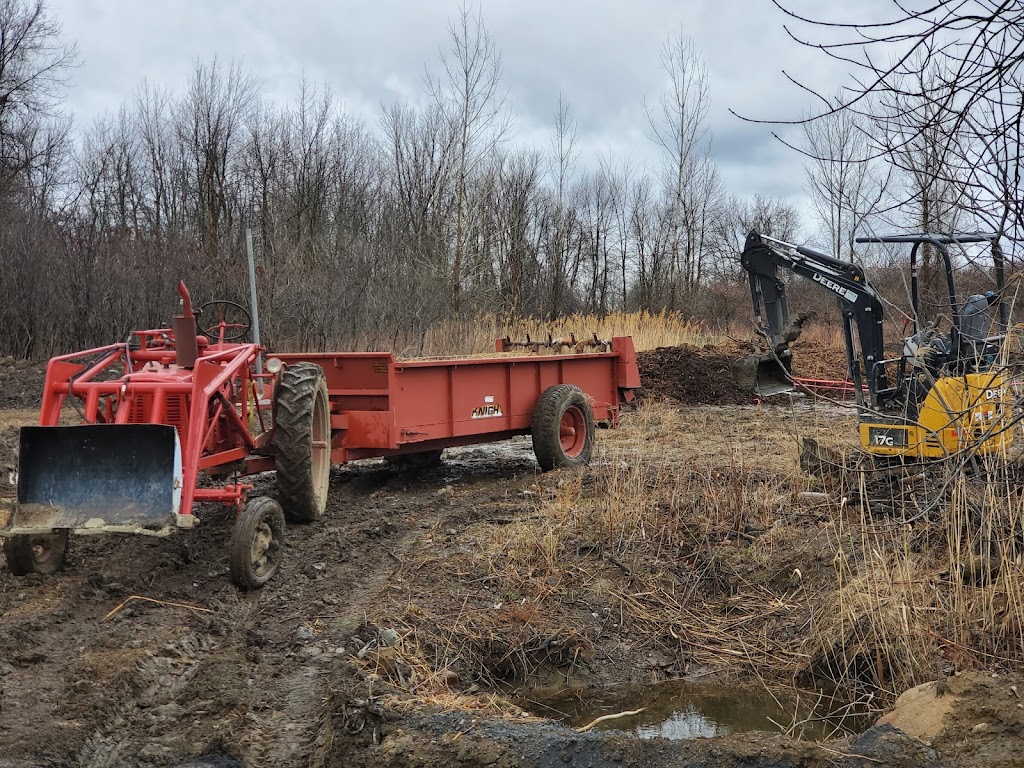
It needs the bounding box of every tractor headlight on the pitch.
[266,357,283,375]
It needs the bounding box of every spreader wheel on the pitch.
[531,384,595,471]
[273,363,331,523]
[229,497,285,590]
[4,531,69,576]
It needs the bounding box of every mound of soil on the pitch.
[788,339,851,382]
[637,342,755,406]
[637,338,851,406]
[0,358,47,409]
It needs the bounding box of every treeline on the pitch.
[3,1,1020,359]
[0,3,805,358]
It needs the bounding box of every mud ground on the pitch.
[0,346,1020,767]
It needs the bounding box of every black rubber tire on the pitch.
[229,497,286,590]
[385,449,444,468]
[531,384,595,471]
[4,531,69,576]
[273,363,331,523]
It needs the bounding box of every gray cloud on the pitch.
[49,0,890,223]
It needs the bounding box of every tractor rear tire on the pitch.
[531,384,595,472]
[229,497,285,590]
[4,531,69,576]
[273,363,331,523]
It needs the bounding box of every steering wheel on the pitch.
[197,300,252,342]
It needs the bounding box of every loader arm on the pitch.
[739,231,888,407]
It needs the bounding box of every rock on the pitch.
[876,676,967,741]
[295,626,315,641]
[138,743,172,760]
[437,668,459,688]
[850,724,938,762]
[379,627,401,647]
[645,650,673,669]
[972,722,990,734]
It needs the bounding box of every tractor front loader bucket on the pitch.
[1,425,183,537]
[731,350,794,397]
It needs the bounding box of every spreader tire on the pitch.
[273,363,331,523]
[531,384,595,471]
[229,497,285,590]
[4,531,69,576]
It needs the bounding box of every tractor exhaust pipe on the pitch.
[173,281,199,369]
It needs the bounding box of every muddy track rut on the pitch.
[0,439,543,767]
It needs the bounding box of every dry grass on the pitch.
[806,456,1024,701]
[357,392,1024,712]
[478,401,819,676]
[338,310,721,357]
[479,400,1024,705]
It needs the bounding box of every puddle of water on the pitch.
[518,681,865,742]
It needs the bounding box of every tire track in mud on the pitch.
[1,442,542,767]
[241,665,336,768]
[75,632,225,766]
[232,465,438,768]
[238,449,541,767]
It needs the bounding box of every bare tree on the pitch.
[709,194,801,281]
[644,29,718,304]
[767,1,1024,244]
[176,58,257,265]
[0,0,77,191]
[801,95,890,260]
[546,94,579,317]
[429,3,510,310]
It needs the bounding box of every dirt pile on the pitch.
[637,339,850,405]
[637,342,754,405]
[0,358,47,409]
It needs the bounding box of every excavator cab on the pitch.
[736,231,1013,458]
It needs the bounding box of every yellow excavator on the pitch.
[734,231,1014,458]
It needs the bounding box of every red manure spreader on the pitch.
[0,283,640,588]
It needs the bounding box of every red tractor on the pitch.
[1,283,640,588]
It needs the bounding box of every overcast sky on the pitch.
[47,0,891,227]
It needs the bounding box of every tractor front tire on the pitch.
[229,497,285,590]
[531,384,595,472]
[4,531,69,576]
[273,363,331,523]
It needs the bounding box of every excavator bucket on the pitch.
[1,425,183,537]
[731,351,794,397]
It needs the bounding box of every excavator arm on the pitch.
[738,231,888,407]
